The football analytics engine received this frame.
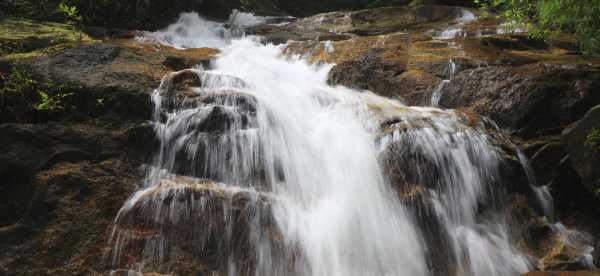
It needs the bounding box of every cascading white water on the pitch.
[432,9,476,40]
[108,12,545,276]
[431,59,455,106]
[210,38,428,275]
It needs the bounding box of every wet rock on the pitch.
[506,195,553,255]
[24,41,216,95]
[348,5,465,35]
[328,48,409,100]
[530,142,568,186]
[111,176,282,274]
[4,41,218,124]
[252,19,351,44]
[161,69,247,98]
[81,26,143,40]
[122,122,160,153]
[0,122,147,227]
[378,135,454,275]
[481,34,548,51]
[0,159,141,275]
[0,17,95,59]
[0,120,153,275]
[25,43,162,94]
[255,5,468,43]
[550,156,600,219]
[376,113,529,275]
[439,64,600,137]
[162,55,210,71]
[166,69,203,96]
[508,195,596,272]
[0,163,35,227]
[540,236,594,271]
[563,105,600,193]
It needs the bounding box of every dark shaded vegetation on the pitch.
[476,0,600,56]
[0,66,74,123]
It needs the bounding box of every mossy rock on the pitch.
[0,17,94,59]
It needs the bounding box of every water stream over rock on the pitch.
[107,12,576,276]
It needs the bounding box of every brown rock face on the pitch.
[328,48,409,100]
[255,5,468,43]
[109,176,283,275]
[439,64,600,138]
[0,124,142,275]
[563,105,600,192]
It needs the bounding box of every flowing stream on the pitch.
[108,12,541,276]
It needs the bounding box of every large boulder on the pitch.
[0,159,141,275]
[0,122,146,275]
[2,35,218,124]
[19,39,217,95]
[109,176,281,275]
[439,64,600,137]
[563,105,600,193]
[328,48,409,100]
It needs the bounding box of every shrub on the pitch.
[585,128,600,152]
[0,67,73,122]
[475,0,600,56]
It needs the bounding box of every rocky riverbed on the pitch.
[1,3,600,275]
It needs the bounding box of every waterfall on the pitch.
[108,12,538,276]
[430,59,456,106]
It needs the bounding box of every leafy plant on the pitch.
[537,0,600,56]
[34,91,73,112]
[1,67,42,121]
[57,1,83,42]
[585,128,600,151]
[475,0,600,56]
[0,66,73,122]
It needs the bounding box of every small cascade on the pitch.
[430,59,456,106]
[516,150,596,270]
[551,223,596,269]
[377,109,530,275]
[432,9,476,40]
[430,79,450,107]
[497,21,528,35]
[516,150,554,220]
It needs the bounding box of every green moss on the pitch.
[585,128,600,151]
[0,17,94,58]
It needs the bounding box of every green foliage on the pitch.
[475,0,538,20]
[536,0,600,56]
[57,1,83,42]
[476,0,600,56]
[57,2,82,26]
[585,128,600,151]
[0,66,73,122]
[34,91,73,112]
[587,128,600,193]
